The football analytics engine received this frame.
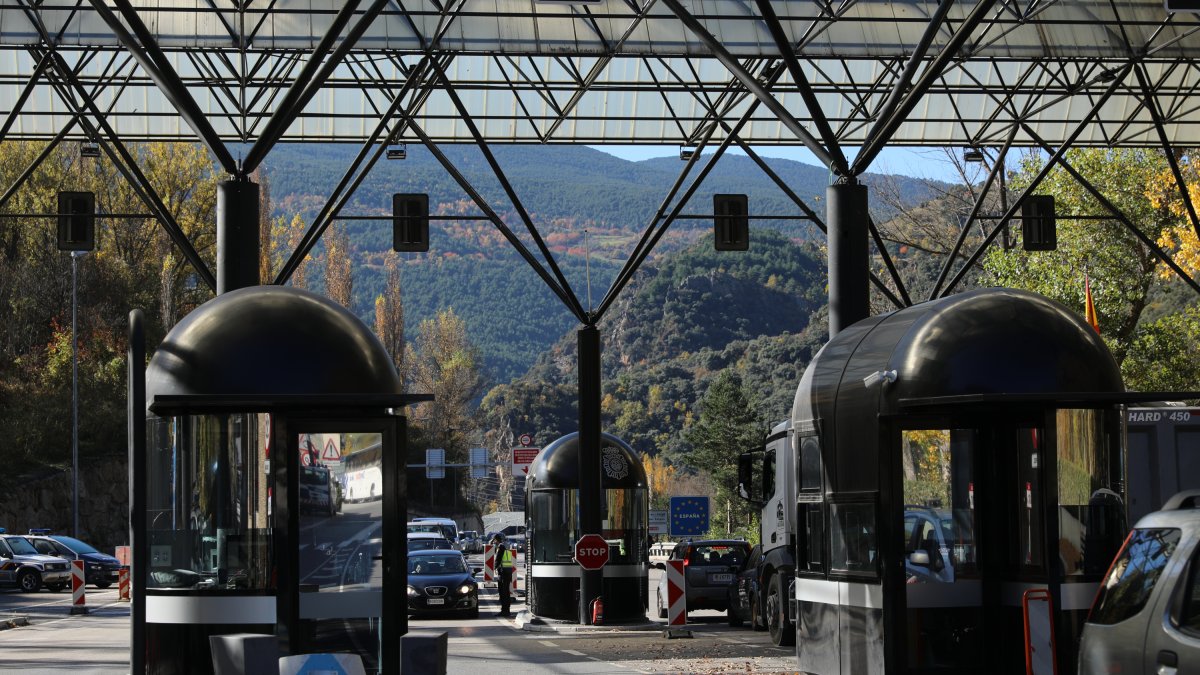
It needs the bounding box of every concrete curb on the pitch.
[514,611,662,634]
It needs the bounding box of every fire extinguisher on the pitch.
[591,597,604,625]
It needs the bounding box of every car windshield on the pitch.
[54,536,98,554]
[5,537,38,555]
[408,554,466,575]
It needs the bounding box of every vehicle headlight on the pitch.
[458,584,475,595]
[407,585,419,597]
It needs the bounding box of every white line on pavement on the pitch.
[538,640,557,647]
[562,649,586,656]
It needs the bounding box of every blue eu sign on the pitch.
[670,496,709,537]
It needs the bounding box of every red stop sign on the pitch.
[574,534,610,570]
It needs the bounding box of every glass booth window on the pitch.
[900,429,978,582]
[1056,409,1126,578]
[829,502,877,577]
[530,488,647,564]
[147,414,273,591]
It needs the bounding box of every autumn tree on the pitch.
[642,453,676,511]
[278,213,310,289]
[373,253,405,379]
[683,370,762,534]
[982,148,1200,390]
[324,223,353,309]
[406,308,487,464]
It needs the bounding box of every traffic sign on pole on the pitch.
[518,433,533,447]
[426,448,445,479]
[574,534,610,570]
[670,496,710,537]
[649,510,669,536]
[512,447,541,477]
[469,447,489,478]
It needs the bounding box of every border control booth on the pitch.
[139,286,421,674]
[791,288,1134,674]
[526,433,649,622]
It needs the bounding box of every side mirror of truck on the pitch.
[909,550,931,566]
[737,451,762,505]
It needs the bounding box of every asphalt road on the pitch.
[0,537,796,674]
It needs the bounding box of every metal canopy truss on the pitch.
[0,1,1197,157]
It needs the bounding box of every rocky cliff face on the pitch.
[0,457,129,554]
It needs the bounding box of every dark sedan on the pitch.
[407,550,478,618]
[26,533,122,588]
[727,543,766,629]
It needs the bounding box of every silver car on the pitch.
[0,533,72,592]
[1079,490,1200,674]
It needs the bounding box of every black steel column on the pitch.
[216,179,261,294]
[827,181,870,337]
[127,310,145,674]
[577,325,603,624]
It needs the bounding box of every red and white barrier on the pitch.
[118,568,130,602]
[483,544,496,587]
[69,560,88,615]
[666,560,686,626]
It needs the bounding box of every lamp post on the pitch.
[71,249,83,538]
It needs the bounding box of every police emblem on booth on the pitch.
[602,446,629,479]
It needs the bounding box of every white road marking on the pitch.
[562,649,586,656]
[538,640,557,647]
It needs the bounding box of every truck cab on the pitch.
[737,420,796,646]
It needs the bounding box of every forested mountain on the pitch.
[264,144,947,381]
[480,229,830,467]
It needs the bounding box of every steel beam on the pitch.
[1135,65,1200,243]
[929,125,1019,300]
[660,0,844,175]
[857,0,957,170]
[0,118,76,211]
[90,0,238,175]
[940,66,1132,297]
[0,52,51,142]
[1023,125,1200,297]
[852,0,1000,174]
[428,57,588,322]
[242,0,387,174]
[37,47,217,291]
[752,0,849,175]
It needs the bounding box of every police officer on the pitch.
[493,533,515,617]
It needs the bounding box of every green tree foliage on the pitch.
[0,141,219,479]
[683,371,763,534]
[982,148,1200,390]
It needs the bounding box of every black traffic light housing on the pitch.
[392,193,429,252]
[57,191,95,252]
[714,193,749,251]
[1021,194,1056,251]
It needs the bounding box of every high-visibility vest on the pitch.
[501,548,515,568]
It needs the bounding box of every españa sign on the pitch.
[669,496,710,537]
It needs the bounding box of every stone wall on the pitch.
[0,456,129,553]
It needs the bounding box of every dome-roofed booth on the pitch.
[787,288,1133,674]
[135,286,422,674]
[525,432,648,622]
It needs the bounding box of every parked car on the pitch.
[299,465,337,516]
[0,531,71,592]
[457,531,482,554]
[406,549,478,618]
[655,539,751,618]
[727,543,766,629]
[407,532,454,552]
[25,531,122,588]
[1079,490,1200,674]
[649,541,675,569]
[903,505,970,584]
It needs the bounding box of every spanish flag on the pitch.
[1084,273,1100,334]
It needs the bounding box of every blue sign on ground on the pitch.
[670,496,710,537]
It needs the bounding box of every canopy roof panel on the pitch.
[0,0,1197,152]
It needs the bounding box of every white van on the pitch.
[408,517,459,543]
